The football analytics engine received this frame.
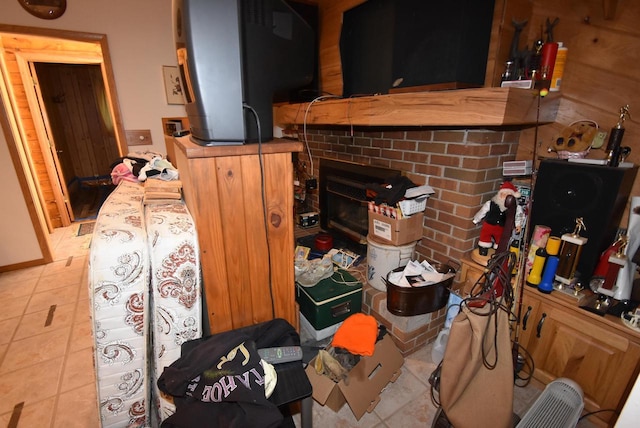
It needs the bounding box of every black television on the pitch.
[173,0,314,146]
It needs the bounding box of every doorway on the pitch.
[34,62,118,220]
[0,25,127,238]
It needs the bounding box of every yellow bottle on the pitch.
[550,43,567,92]
[526,247,547,286]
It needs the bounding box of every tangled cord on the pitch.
[464,251,517,370]
[429,250,535,407]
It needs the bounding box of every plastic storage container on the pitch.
[366,235,416,291]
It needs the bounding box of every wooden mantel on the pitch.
[274,87,559,128]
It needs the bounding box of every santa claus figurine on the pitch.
[472,181,524,259]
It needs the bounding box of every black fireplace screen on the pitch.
[319,158,400,245]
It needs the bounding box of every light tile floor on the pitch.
[0,224,97,428]
[0,224,601,428]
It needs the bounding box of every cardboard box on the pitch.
[296,269,362,330]
[368,210,424,245]
[305,334,404,420]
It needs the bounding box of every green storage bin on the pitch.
[296,269,363,330]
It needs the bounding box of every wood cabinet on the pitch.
[520,288,640,426]
[458,255,489,296]
[456,255,640,426]
[173,136,303,334]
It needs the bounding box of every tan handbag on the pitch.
[438,303,514,428]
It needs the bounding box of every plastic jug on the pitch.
[431,328,450,364]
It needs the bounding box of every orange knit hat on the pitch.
[331,313,378,356]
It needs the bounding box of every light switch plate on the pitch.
[126,129,153,146]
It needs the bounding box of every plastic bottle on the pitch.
[540,42,559,83]
[546,236,561,257]
[526,247,547,287]
[538,256,559,293]
[431,328,449,364]
[549,43,567,92]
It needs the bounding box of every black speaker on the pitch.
[530,160,638,281]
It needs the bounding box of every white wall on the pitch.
[0,114,42,265]
[0,0,185,267]
[2,0,186,154]
[616,372,640,426]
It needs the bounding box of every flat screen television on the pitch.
[173,0,314,145]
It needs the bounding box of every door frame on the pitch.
[0,24,126,248]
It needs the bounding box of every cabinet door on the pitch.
[514,290,543,361]
[528,304,640,423]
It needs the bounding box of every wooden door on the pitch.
[0,29,127,229]
[27,62,74,223]
[34,63,119,180]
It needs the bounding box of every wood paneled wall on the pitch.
[316,0,640,208]
[518,0,640,206]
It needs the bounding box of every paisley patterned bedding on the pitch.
[88,181,202,427]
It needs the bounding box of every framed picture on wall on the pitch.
[162,66,185,105]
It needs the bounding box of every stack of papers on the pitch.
[387,260,454,288]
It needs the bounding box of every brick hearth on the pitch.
[295,126,522,353]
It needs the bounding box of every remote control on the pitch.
[257,346,303,364]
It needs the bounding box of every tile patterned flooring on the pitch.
[0,224,97,427]
[0,224,600,427]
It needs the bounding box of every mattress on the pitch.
[89,181,149,427]
[144,200,201,422]
[88,181,202,427]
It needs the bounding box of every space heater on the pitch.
[517,378,584,428]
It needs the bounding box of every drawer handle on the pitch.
[522,306,532,331]
[536,313,547,338]
[331,301,351,317]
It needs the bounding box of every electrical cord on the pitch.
[464,251,536,388]
[512,340,535,387]
[330,269,361,287]
[302,95,341,176]
[578,408,618,422]
[463,251,517,371]
[243,103,276,319]
[430,251,523,408]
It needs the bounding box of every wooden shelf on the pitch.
[274,87,560,128]
[173,137,303,159]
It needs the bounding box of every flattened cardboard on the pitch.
[304,335,404,420]
[368,211,424,245]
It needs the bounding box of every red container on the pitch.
[314,233,333,251]
[540,42,559,82]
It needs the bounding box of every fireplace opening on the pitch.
[318,158,401,253]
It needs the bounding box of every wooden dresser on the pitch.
[174,136,302,333]
[458,255,640,426]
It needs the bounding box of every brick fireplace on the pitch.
[296,125,522,354]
